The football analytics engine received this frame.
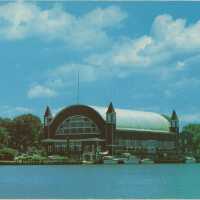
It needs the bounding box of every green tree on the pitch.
[0,118,13,134]
[0,127,10,147]
[10,114,43,152]
[182,124,200,154]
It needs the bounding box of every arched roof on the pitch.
[91,106,170,132]
[48,105,106,138]
[50,104,170,133]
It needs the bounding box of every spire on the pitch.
[44,106,52,117]
[170,109,179,134]
[44,106,53,128]
[107,102,115,113]
[171,110,178,120]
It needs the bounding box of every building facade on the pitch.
[42,103,179,159]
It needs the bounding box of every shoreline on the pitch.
[0,160,199,165]
[0,160,82,165]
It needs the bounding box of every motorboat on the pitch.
[82,160,94,164]
[121,154,140,164]
[103,154,140,164]
[185,156,196,163]
[125,155,140,164]
[139,158,154,164]
[103,156,118,164]
[103,156,127,164]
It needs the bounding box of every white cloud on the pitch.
[52,63,97,82]
[45,63,99,90]
[86,14,200,77]
[0,105,33,117]
[86,36,153,69]
[28,62,110,99]
[28,84,57,99]
[26,63,101,99]
[0,1,126,49]
[151,14,200,51]
[26,12,200,98]
[176,61,185,70]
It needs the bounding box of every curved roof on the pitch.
[91,106,170,132]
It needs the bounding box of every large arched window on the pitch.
[56,115,100,135]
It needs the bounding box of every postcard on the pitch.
[0,0,200,199]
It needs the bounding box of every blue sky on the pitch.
[0,1,200,127]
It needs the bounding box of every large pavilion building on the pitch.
[42,103,179,159]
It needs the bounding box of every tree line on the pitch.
[182,124,200,155]
[0,114,43,160]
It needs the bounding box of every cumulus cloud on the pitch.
[0,105,33,117]
[151,14,200,51]
[25,12,200,98]
[38,63,100,93]
[0,1,126,49]
[86,36,153,69]
[27,61,112,99]
[28,84,57,99]
[86,14,200,76]
[50,63,97,83]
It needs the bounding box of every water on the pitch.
[0,164,200,199]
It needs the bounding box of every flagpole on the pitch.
[77,70,80,104]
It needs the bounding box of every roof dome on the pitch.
[91,106,170,132]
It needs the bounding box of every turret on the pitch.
[44,106,53,127]
[106,102,116,125]
[170,110,179,133]
[106,102,116,155]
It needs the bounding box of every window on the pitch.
[56,115,100,135]
[69,141,81,151]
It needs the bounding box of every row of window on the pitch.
[116,139,175,149]
[56,115,100,135]
[48,142,82,152]
[48,143,101,152]
[59,122,96,128]
[56,128,99,135]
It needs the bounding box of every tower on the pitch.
[44,106,53,127]
[170,110,179,133]
[106,102,116,125]
[106,102,116,155]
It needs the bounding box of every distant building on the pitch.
[42,103,179,159]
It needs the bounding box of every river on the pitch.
[0,164,200,198]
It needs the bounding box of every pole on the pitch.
[77,70,80,104]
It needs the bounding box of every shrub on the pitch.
[31,154,46,161]
[0,147,17,160]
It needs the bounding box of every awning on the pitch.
[42,138,105,143]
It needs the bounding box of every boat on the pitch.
[98,151,109,156]
[82,158,104,164]
[82,160,94,164]
[103,156,126,164]
[185,156,196,163]
[103,152,140,164]
[122,155,140,164]
[103,156,118,164]
[139,158,154,164]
